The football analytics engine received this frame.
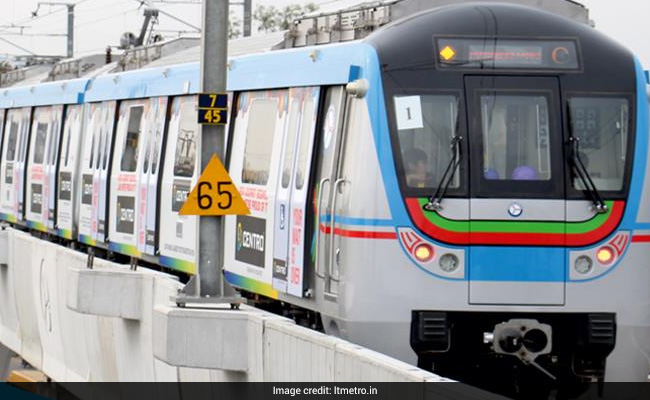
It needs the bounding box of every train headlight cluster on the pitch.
[574,255,593,275]
[439,253,459,273]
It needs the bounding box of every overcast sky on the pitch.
[0,0,648,68]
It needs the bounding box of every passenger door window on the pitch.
[241,99,279,185]
[120,106,144,172]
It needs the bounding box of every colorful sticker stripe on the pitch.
[224,270,278,299]
[25,220,48,233]
[159,256,196,275]
[108,242,141,258]
[78,234,97,246]
[406,198,624,246]
[56,228,73,240]
[0,213,18,223]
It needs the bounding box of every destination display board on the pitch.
[436,38,580,70]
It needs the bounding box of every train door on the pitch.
[159,96,199,273]
[0,110,15,221]
[224,89,288,294]
[45,105,63,231]
[57,105,84,240]
[464,76,566,305]
[109,100,147,257]
[16,107,32,222]
[78,101,116,245]
[26,106,53,230]
[96,102,116,243]
[313,86,347,297]
[0,108,29,223]
[272,87,320,297]
[0,110,4,159]
[136,97,168,256]
[26,105,63,232]
[78,103,102,244]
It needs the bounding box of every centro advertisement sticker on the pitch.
[235,215,266,268]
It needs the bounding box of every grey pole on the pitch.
[197,0,239,301]
[243,0,252,37]
[66,4,74,58]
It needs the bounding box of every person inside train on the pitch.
[403,147,432,188]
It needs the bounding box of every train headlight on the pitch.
[439,253,459,273]
[596,246,615,265]
[574,255,593,274]
[414,243,434,263]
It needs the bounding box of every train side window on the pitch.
[18,111,30,162]
[569,97,630,191]
[6,121,19,161]
[33,122,48,165]
[173,101,198,178]
[101,104,113,171]
[89,132,96,169]
[47,108,61,166]
[281,100,301,188]
[151,115,163,174]
[88,106,101,169]
[96,126,104,170]
[120,105,144,172]
[295,98,315,190]
[143,106,152,174]
[62,109,76,167]
[241,99,278,185]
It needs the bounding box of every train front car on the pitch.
[360,2,650,392]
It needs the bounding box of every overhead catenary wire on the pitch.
[74,6,142,28]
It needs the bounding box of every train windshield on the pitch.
[394,94,460,189]
[480,94,551,181]
[568,97,629,191]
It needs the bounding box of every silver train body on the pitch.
[0,1,647,391]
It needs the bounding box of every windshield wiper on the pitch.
[569,137,608,214]
[424,135,462,212]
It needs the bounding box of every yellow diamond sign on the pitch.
[440,46,456,61]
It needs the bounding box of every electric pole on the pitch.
[31,2,75,58]
[194,0,240,303]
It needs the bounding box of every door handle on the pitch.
[328,178,347,282]
[315,178,330,279]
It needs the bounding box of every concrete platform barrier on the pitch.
[0,228,21,353]
[12,231,42,370]
[0,228,449,383]
[67,267,145,321]
[55,248,91,381]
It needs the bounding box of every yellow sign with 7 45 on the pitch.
[198,93,228,125]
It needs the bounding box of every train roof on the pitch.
[367,2,634,80]
[0,0,604,108]
[0,78,88,109]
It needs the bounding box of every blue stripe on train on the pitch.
[625,58,650,230]
[470,247,566,282]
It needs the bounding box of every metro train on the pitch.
[0,1,648,394]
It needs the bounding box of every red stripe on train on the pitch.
[632,235,650,243]
[319,225,397,239]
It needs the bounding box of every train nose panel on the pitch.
[468,247,566,305]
